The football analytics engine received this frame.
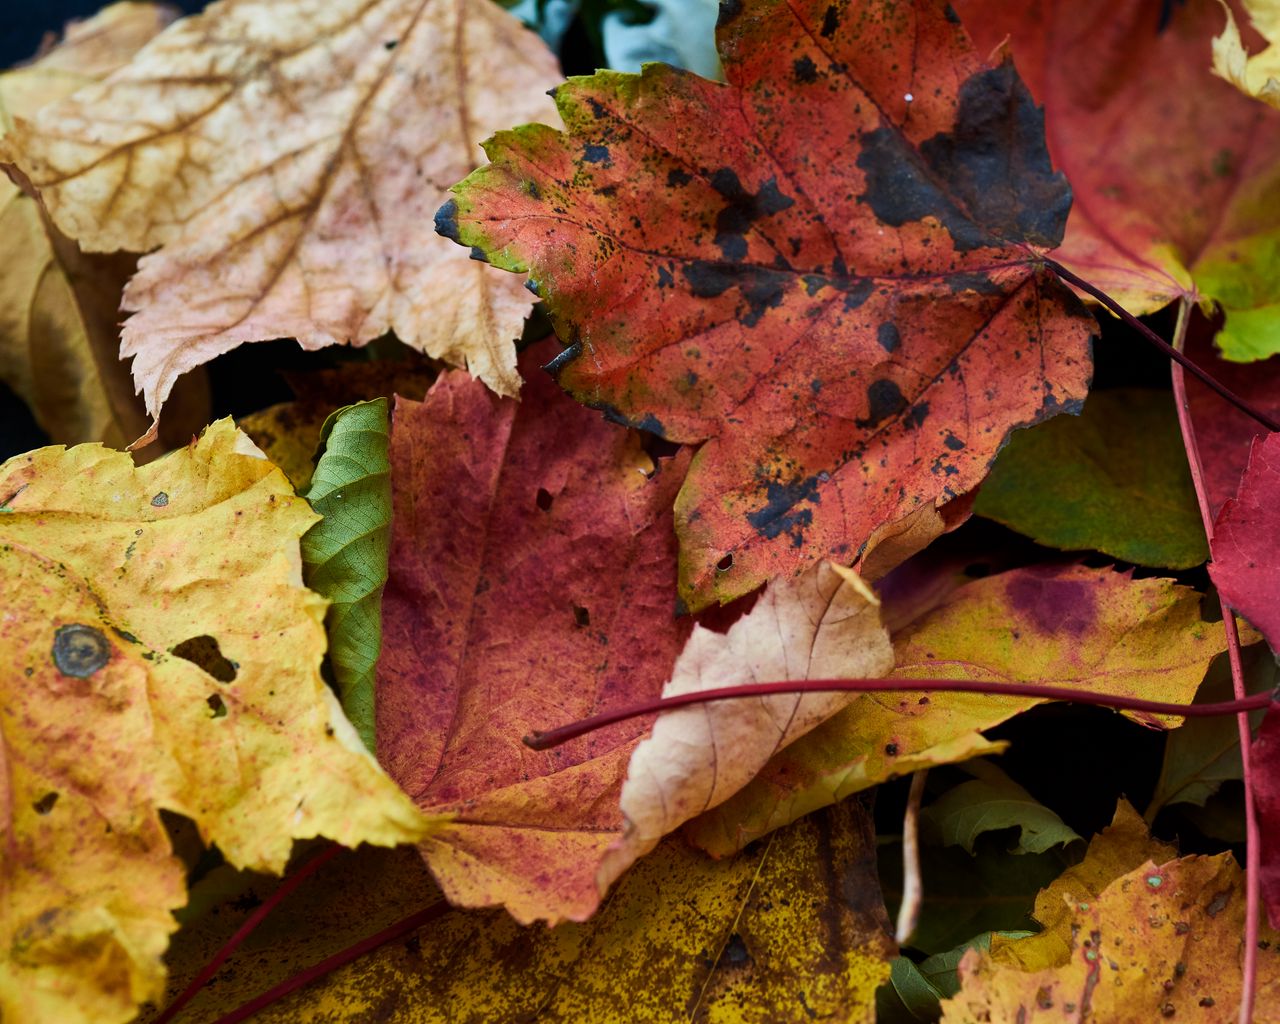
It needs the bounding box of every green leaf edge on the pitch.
[300,398,392,753]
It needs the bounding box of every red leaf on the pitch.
[1250,708,1280,927]
[376,339,691,924]
[444,0,1095,610]
[1208,432,1280,650]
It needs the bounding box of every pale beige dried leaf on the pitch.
[597,561,893,891]
[0,3,209,451]
[1212,0,1280,108]
[4,0,561,429]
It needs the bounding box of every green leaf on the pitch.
[1145,645,1276,821]
[921,760,1082,855]
[973,389,1207,569]
[301,399,392,752]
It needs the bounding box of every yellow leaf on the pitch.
[1213,0,1280,108]
[0,2,209,451]
[154,799,893,1024]
[600,561,893,892]
[942,805,1279,1022]
[3,0,561,432]
[688,565,1232,856]
[0,420,435,1024]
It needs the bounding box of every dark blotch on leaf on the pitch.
[206,693,228,718]
[944,433,966,451]
[1005,572,1097,638]
[821,4,839,37]
[33,792,58,815]
[469,246,489,263]
[573,605,591,627]
[708,169,795,262]
[857,379,908,430]
[667,167,692,188]
[595,405,668,438]
[52,624,111,679]
[793,56,818,83]
[583,144,611,164]
[747,475,820,542]
[434,198,461,242]
[543,340,584,377]
[903,402,929,429]
[722,933,751,965]
[683,261,789,327]
[877,322,901,353]
[172,635,238,683]
[857,62,1070,251]
[718,0,744,27]
[536,487,553,512]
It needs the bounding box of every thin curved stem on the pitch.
[1043,258,1280,434]
[523,678,1275,750]
[152,842,344,1024]
[210,900,450,1024]
[1168,297,1259,1024]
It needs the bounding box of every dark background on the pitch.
[2,1,206,67]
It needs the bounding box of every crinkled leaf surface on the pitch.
[154,799,893,1024]
[921,759,1081,855]
[943,806,1279,1021]
[598,560,892,894]
[446,0,1095,610]
[973,388,1207,568]
[378,339,694,925]
[378,340,902,924]
[960,0,1280,360]
[1208,432,1280,651]
[3,0,562,430]
[301,399,391,753]
[687,564,1229,856]
[1214,0,1280,107]
[0,421,431,1024]
[0,1,210,451]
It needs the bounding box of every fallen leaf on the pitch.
[0,420,432,1024]
[880,931,1032,1023]
[959,0,1280,360]
[378,338,694,924]
[3,0,562,432]
[444,0,1095,610]
[0,2,210,451]
[921,759,1082,856]
[1208,432,1280,651]
[301,399,392,752]
[942,807,1279,1022]
[598,560,893,894]
[973,388,1207,569]
[1213,0,1280,107]
[686,564,1231,856]
[154,798,894,1024]
[1247,705,1280,925]
[1183,321,1280,515]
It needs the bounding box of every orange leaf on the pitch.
[444,0,1095,610]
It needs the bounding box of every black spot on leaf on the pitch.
[857,380,908,429]
[877,322,901,352]
[708,169,795,262]
[747,475,820,542]
[583,144,611,164]
[52,624,110,679]
[684,261,789,327]
[434,199,460,241]
[33,792,58,815]
[793,56,818,83]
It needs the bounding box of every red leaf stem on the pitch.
[1043,258,1280,434]
[152,842,344,1024]
[522,678,1274,751]
[1168,296,1260,1024]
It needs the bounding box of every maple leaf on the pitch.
[0,2,210,451]
[2,0,562,438]
[942,805,1280,1021]
[159,800,894,1023]
[0,421,433,1024]
[686,563,1232,856]
[443,0,1095,610]
[959,0,1280,361]
[1214,0,1280,107]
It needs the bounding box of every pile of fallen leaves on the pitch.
[4,0,1280,1020]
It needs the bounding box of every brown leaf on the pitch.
[4,0,561,430]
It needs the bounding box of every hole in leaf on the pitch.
[172,635,238,682]
[716,553,734,572]
[573,605,590,627]
[536,487,553,511]
[33,792,58,815]
[151,491,169,507]
[884,743,899,756]
[206,693,228,718]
